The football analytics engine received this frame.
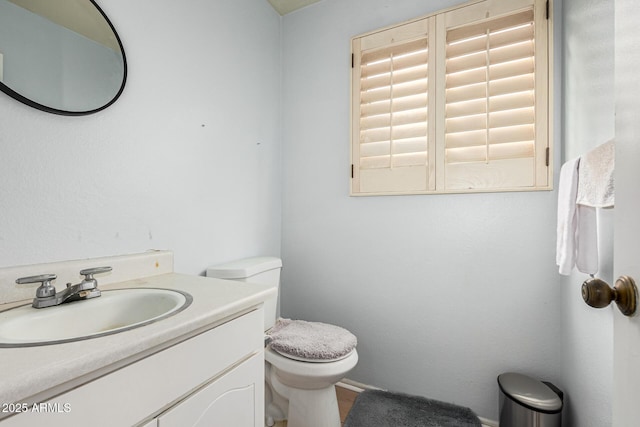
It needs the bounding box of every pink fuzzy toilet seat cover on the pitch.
[267,318,357,361]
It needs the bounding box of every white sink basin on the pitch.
[0,288,192,347]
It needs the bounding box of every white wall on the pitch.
[280,0,563,420]
[560,0,614,425]
[0,0,282,275]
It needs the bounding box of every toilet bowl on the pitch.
[266,346,358,426]
[206,257,358,427]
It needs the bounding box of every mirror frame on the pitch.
[0,0,127,116]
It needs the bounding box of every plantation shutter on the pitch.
[351,0,550,195]
[439,0,549,190]
[352,18,436,194]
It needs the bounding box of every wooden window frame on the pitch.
[351,0,552,196]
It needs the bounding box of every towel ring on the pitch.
[581,276,638,316]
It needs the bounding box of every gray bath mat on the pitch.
[343,389,481,427]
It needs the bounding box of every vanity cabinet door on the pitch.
[158,352,263,427]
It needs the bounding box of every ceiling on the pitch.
[268,0,322,15]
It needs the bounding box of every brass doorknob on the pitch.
[581,276,638,316]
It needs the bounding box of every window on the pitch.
[351,0,551,195]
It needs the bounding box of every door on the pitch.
[613,0,640,425]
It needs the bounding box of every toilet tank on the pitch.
[206,257,282,331]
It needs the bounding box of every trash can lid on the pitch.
[498,373,563,413]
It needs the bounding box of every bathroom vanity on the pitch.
[0,251,275,426]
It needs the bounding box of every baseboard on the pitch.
[478,417,498,427]
[337,378,383,393]
[337,379,499,427]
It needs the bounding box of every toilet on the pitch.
[206,257,358,427]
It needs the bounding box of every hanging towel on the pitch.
[556,148,609,276]
[556,158,580,275]
[576,140,615,208]
[575,204,598,274]
[556,158,598,275]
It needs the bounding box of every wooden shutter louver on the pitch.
[353,18,435,194]
[443,8,539,190]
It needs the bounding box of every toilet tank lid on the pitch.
[206,256,282,279]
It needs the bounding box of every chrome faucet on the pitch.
[16,267,112,309]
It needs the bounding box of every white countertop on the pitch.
[0,273,275,410]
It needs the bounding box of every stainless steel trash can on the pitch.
[498,372,563,427]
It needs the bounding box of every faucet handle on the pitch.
[79,266,112,280]
[79,267,112,289]
[16,274,57,298]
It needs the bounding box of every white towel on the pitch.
[576,140,615,208]
[575,205,598,274]
[556,158,580,275]
[556,157,601,276]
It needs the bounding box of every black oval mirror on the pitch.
[0,0,127,115]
